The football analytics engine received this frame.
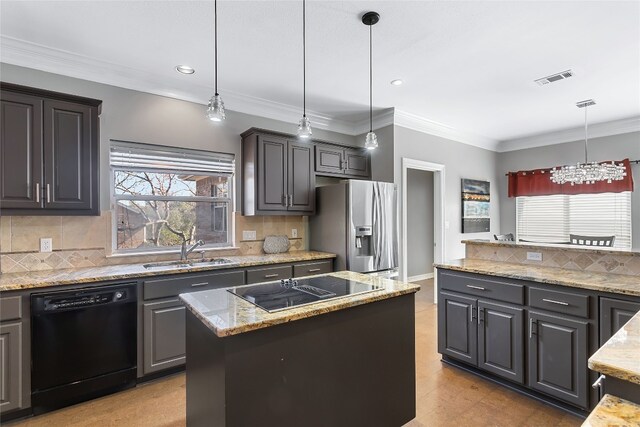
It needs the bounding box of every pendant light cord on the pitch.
[584,105,588,163]
[303,0,306,117]
[369,23,372,132]
[214,0,218,96]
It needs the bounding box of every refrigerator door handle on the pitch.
[372,183,383,270]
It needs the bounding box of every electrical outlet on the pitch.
[527,251,543,261]
[40,238,53,253]
[242,230,257,241]
[291,228,298,238]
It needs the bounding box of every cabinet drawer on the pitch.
[143,270,245,300]
[246,265,292,284]
[529,287,589,318]
[293,260,333,277]
[0,296,22,322]
[439,271,524,305]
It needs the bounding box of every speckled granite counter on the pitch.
[582,394,640,427]
[0,251,336,292]
[589,310,640,385]
[179,271,420,337]
[434,259,640,297]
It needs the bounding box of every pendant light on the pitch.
[297,0,312,138]
[550,100,627,185]
[362,12,380,150]
[206,0,225,121]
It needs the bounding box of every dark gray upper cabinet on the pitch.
[528,310,588,409]
[0,83,101,215]
[315,142,370,178]
[599,297,640,345]
[242,128,315,216]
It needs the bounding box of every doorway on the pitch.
[406,169,435,281]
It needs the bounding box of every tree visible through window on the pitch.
[110,141,234,252]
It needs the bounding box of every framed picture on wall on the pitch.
[461,178,490,233]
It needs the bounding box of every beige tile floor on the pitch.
[8,279,583,427]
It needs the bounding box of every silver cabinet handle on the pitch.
[35,182,40,203]
[282,194,287,206]
[308,268,321,272]
[542,298,569,306]
[529,318,534,339]
[264,273,279,278]
[466,285,485,291]
[469,306,474,323]
[592,374,606,389]
[46,183,51,203]
[191,282,209,287]
[289,194,293,207]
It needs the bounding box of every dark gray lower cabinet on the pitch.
[528,310,588,409]
[0,322,23,413]
[599,297,640,345]
[478,300,524,384]
[143,299,186,375]
[438,291,477,365]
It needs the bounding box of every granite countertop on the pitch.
[588,310,640,385]
[434,259,640,297]
[179,271,420,338]
[462,239,639,256]
[582,394,640,427]
[0,251,336,292]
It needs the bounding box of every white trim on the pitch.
[407,272,434,282]
[498,116,640,152]
[400,158,446,304]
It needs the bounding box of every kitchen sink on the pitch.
[143,258,237,270]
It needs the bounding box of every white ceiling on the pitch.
[1,1,639,151]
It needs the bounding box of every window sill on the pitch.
[107,246,240,258]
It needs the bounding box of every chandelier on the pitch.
[550,100,626,185]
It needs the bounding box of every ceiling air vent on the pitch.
[534,70,574,86]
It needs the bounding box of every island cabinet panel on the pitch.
[477,300,524,384]
[185,293,416,427]
[527,310,589,409]
[0,322,23,414]
[599,297,640,345]
[438,291,477,365]
[143,299,186,375]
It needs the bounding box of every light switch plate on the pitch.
[242,230,257,241]
[40,238,53,253]
[527,251,543,261]
[291,228,298,238]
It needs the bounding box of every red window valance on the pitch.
[508,158,634,198]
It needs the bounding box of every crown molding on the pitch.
[393,109,500,151]
[497,116,640,152]
[352,108,396,135]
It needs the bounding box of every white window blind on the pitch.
[516,192,632,249]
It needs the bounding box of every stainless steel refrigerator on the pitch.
[309,180,398,276]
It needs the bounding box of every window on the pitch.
[516,192,632,249]
[110,140,234,253]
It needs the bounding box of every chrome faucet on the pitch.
[181,240,205,262]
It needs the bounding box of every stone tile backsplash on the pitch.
[465,242,640,277]
[0,212,307,273]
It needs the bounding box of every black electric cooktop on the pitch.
[227,276,383,313]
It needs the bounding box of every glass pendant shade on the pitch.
[206,94,226,122]
[297,116,312,138]
[364,131,378,150]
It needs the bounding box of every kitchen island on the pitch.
[179,271,420,427]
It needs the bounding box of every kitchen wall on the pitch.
[406,169,434,278]
[393,125,502,262]
[0,63,359,272]
[361,124,394,183]
[497,131,640,250]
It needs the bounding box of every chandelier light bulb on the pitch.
[297,116,312,138]
[365,131,378,150]
[206,94,226,122]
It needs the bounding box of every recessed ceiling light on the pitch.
[390,79,403,86]
[176,65,195,75]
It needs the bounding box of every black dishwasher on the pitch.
[31,283,137,414]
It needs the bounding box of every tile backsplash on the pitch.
[0,212,307,273]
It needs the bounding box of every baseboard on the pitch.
[408,273,434,282]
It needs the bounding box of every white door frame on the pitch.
[400,158,446,302]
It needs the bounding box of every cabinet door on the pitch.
[438,291,477,365]
[600,297,640,345]
[143,299,186,375]
[287,140,315,212]
[315,144,344,175]
[0,322,23,414]
[478,300,524,384]
[528,310,588,408]
[343,147,370,178]
[0,91,43,209]
[43,99,96,211]
[257,135,287,211]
